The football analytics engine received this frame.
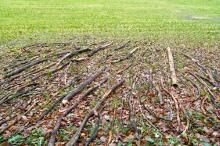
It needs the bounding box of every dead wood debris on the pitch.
[0,100,37,135]
[163,88,181,132]
[114,41,130,51]
[4,59,47,78]
[62,66,107,104]
[112,47,139,63]
[88,42,113,57]
[48,77,108,146]
[1,40,220,145]
[85,113,101,146]
[66,79,124,146]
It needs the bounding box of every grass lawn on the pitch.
[0,0,220,45]
[1,1,220,145]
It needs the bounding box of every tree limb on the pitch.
[62,66,107,104]
[48,77,108,146]
[65,79,124,146]
[88,42,113,57]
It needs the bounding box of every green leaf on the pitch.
[147,137,155,144]
[8,134,24,144]
[37,137,44,146]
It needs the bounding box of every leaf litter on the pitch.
[0,37,220,145]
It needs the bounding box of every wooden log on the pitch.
[65,79,124,146]
[167,47,178,87]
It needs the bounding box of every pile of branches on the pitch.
[0,39,219,145]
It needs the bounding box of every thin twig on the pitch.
[163,88,181,132]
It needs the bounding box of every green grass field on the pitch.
[0,0,220,45]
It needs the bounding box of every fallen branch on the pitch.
[117,64,132,74]
[137,94,170,122]
[62,66,107,104]
[34,67,106,125]
[167,47,178,87]
[139,102,161,132]
[4,59,47,78]
[206,69,218,87]
[196,73,219,91]
[21,43,49,51]
[88,42,113,57]
[56,48,91,66]
[201,96,208,115]
[181,73,201,102]
[154,83,164,105]
[163,88,181,132]
[180,107,190,134]
[112,47,138,63]
[0,115,16,126]
[114,41,130,51]
[66,79,124,146]
[48,77,108,146]
[183,53,207,73]
[0,100,37,135]
[188,72,220,109]
[85,114,101,146]
[27,62,56,77]
[5,56,38,70]
[0,85,37,106]
[127,93,140,141]
[71,57,88,63]
[32,62,70,81]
